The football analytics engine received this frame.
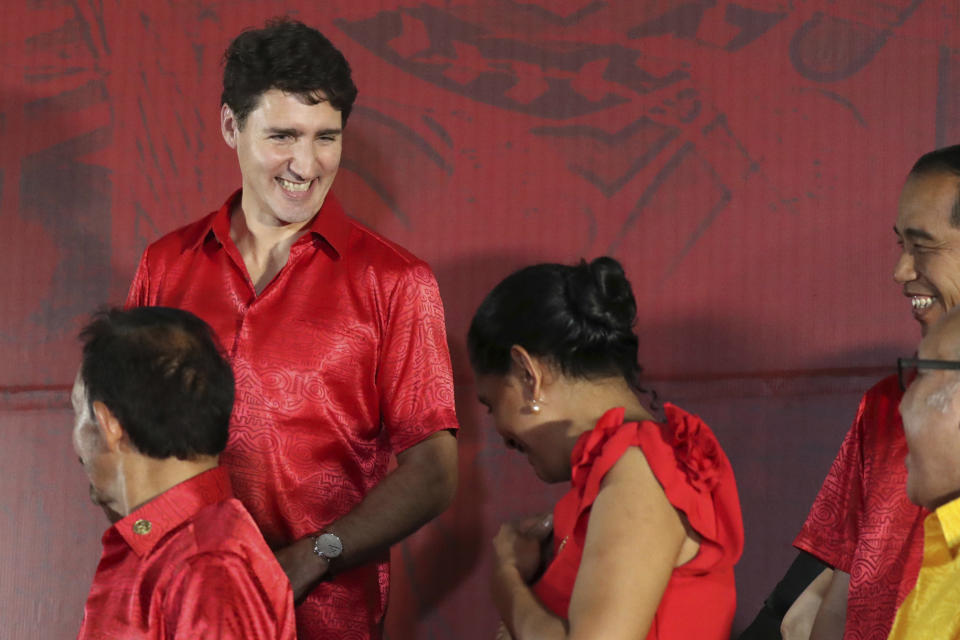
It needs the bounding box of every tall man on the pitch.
[748,146,960,640]
[887,306,960,639]
[126,18,459,639]
[75,306,296,639]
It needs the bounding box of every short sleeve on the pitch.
[792,392,868,573]
[376,261,459,453]
[125,246,152,309]
[572,406,743,572]
[633,405,744,571]
[163,552,295,640]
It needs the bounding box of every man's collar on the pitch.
[192,189,351,257]
[112,466,233,557]
[934,496,960,550]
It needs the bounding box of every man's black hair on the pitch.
[909,145,960,227]
[79,306,235,460]
[221,17,359,128]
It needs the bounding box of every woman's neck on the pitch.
[555,375,654,466]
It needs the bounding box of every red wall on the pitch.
[2,1,955,637]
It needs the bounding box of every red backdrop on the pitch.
[2,1,956,637]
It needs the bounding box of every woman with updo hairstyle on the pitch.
[469,257,743,640]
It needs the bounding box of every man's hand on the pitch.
[274,537,329,602]
[272,431,458,602]
[493,514,553,583]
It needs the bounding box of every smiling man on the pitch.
[886,307,960,639]
[741,146,960,640]
[125,18,459,639]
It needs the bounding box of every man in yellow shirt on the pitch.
[889,306,960,639]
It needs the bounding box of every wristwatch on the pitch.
[312,532,343,562]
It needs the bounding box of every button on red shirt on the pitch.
[78,466,296,640]
[794,375,927,640]
[126,190,459,638]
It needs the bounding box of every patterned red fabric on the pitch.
[532,405,743,639]
[78,466,296,640]
[793,374,927,640]
[125,190,459,639]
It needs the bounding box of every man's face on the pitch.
[900,323,960,510]
[223,89,343,228]
[894,172,960,336]
[71,372,118,511]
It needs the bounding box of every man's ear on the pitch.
[91,401,126,453]
[221,103,240,149]
[509,345,544,403]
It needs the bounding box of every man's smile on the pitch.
[277,177,312,193]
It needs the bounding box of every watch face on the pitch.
[315,533,343,559]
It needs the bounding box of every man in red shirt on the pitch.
[126,18,459,639]
[739,146,960,640]
[75,306,296,640]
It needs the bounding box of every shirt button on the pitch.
[132,519,152,535]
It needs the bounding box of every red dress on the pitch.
[532,405,744,639]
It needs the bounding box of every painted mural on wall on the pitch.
[4,1,954,387]
[1,1,958,637]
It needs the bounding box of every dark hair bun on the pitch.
[468,255,641,385]
[567,257,636,333]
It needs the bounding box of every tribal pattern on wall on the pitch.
[1,1,957,638]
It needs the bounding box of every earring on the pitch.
[530,401,540,414]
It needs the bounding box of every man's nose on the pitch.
[893,250,917,284]
[288,140,318,181]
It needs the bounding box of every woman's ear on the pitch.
[509,345,544,407]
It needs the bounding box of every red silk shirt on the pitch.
[794,375,926,640]
[126,190,459,639]
[78,466,296,639]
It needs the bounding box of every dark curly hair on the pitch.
[468,257,642,386]
[221,17,359,128]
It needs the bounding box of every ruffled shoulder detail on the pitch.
[569,404,743,570]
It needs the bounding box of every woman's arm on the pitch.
[567,446,689,639]
[491,514,568,638]
[491,447,691,640]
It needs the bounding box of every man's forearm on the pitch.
[329,431,458,569]
[276,431,458,598]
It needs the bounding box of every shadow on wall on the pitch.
[0,76,114,385]
[386,251,570,640]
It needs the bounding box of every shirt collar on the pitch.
[112,466,233,557]
[936,497,960,550]
[192,189,351,258]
